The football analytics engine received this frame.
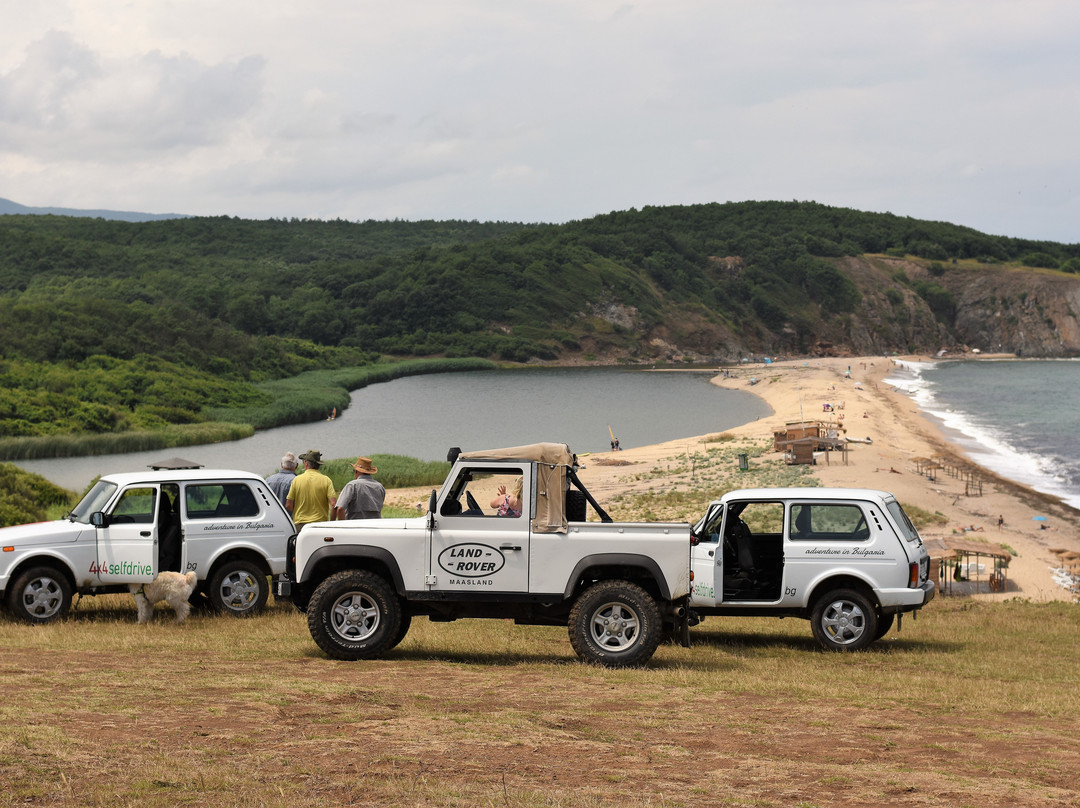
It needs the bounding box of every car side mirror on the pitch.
[427,490,437,530]
[91,512,108,528]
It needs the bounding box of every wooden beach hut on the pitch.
[773,421,821,452]
[777,436,848,465]
[774,419,848,464]
[924,538,1013,595]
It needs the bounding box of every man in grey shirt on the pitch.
[335,456,386,519]
[265,452,298,506]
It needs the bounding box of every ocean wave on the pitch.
[885,360,1080,510]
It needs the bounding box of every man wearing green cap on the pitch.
[286,449,338,528]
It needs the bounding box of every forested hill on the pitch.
[3,201,1080,443]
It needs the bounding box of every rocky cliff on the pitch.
[826,257,1080,357]
[602,256,1080,361]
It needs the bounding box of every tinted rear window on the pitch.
[186,484,260,519]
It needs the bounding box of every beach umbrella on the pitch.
[1032,516,1048,522]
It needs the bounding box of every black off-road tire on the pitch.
[387,606,412,651]
[873,612,895,640]
[307,570,401,660]
[208,560,269,617]
[568,579,662,668]
[810,588,878,651]
[566,490,588,522]
[7,566,73,624]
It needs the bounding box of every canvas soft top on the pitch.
[459,443,577,533]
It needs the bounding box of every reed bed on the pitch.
[320,453,450,491]
[0,422,254,462]
[0,358,494,462]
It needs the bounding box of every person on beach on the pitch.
[265,452,298,506]
[490,477,523,517]
[335,457,385,520]
[286,450,337,528]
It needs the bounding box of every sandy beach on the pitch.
[575,356,1080,602]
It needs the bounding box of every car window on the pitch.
[185,483,260,519]
[789,503,869,541]
[885,500,921,543]
[439,468,524,518]
[692,503,724,543]
[111,487,157,524]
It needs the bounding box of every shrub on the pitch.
[913,281,956,323]
[1020,252,1059,269]
[0,463,74,527]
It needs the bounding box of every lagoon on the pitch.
[19,367,772,492]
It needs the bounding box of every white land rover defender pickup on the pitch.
[0,469,294,623]
[689,487,936,650]
[275,443,692,668]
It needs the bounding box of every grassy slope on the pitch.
[0,597,1077,807]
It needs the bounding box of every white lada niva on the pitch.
[0,469,294,623]
[689,487,936,650]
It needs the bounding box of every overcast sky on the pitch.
[2,1,1078,242]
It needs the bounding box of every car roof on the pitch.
[721,487,896,502]
[97,469,265,486]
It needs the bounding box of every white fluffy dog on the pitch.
[131,571,198,624]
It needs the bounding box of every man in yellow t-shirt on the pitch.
[286,449,338,528]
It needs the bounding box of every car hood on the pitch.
[0,519,86,547]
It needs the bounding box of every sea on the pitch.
[884,358,1080,511]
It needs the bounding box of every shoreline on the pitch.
[565,355,1080,602]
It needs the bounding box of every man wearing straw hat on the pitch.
[335,456,385,520]
[286,449,337,528]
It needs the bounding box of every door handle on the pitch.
[500,544,522,551]
[140,531,152,537]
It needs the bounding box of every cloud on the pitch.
[0,30,265,159]
[0,1,1078,240]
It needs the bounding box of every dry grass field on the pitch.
[2,594,1079,808]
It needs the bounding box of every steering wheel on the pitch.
[466,490,482,513]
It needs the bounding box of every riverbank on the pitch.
[559,356,1080,602]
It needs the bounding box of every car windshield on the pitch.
[68,481,118,523]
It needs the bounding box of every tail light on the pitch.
[908,562,919,588]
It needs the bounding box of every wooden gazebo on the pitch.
[922,537,1013,595]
